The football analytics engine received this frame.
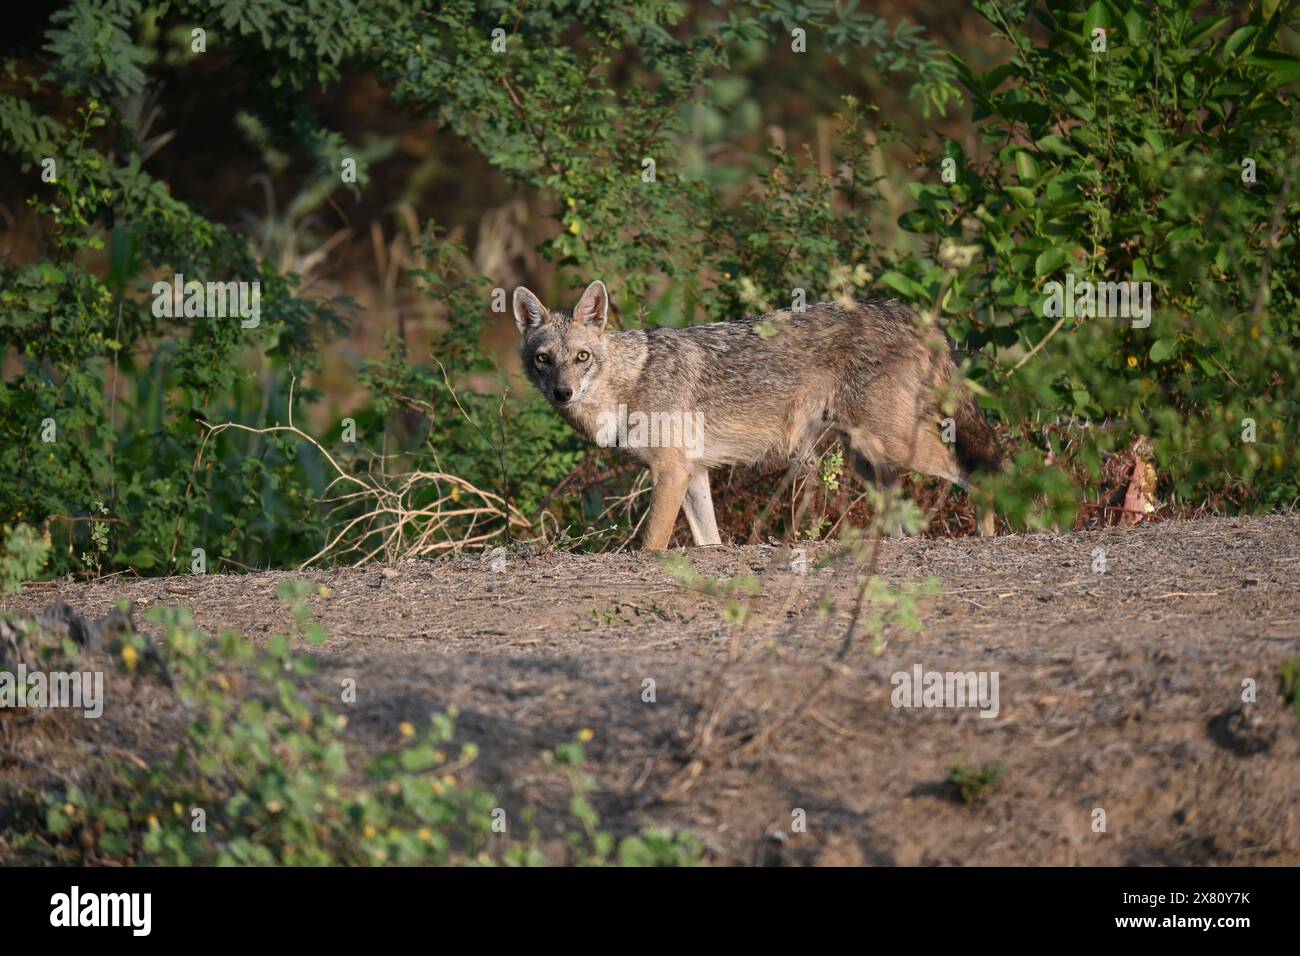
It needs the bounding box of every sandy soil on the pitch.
[3,514,1298,865]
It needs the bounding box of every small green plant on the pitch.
[78,501,110,577]
[275,578,330,646]
[589,603,632,628]
[661,552,762,626]
[819,447,845,495]
[854,575,942,655]
[819,494,942,653]
[546,731,704,867]
[946,763,1006,804]
[802,517,831,541]
[1279,659,1300,725]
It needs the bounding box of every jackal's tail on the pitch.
[954,395,1002,475]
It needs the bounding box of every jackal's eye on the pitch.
[534,352,550,365]
[575,350,591,362]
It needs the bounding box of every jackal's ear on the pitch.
[574,280,609,332]
[513,287,547,334]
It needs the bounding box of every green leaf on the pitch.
[1149,339,1175,362]
[1006,186,1036,208]
[1034,248,1068,277]
[877,272,921,299]
[1036,134,1077,158]
[1083,2,1110,37]
[119,550,156,569]
[1014,151,1041,184]
[1245,51,1300,87]
[1185,16,1230,48]
[1223,26,1256,59]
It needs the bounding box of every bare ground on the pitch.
[3,515,1298,865]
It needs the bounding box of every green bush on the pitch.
[0,522,51,592]
[894,0,1299,511]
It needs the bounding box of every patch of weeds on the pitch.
[27,602,496,865]
[549,524,624,553]
[661,552,761,625]
[79,501,110,578]
[13,592,702,866]
[545,731,704,867]
[275,578,330,645]
[1280,659,1300,724]
[945,763,1005,804]
[1,523,51,593]
[819,447,844,495]
[802,516,831,541]
[590,603,633,628]
[640,599,682,623]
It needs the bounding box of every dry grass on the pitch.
[197,378,529,567]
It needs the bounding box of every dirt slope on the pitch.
[3,515,1298,865]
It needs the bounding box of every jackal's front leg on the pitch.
[643,461,690,550]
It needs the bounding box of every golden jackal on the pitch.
[515,281,1000,548]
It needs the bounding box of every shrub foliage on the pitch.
[1,0,1297,578]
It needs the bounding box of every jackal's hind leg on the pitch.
[956,473,997,537]
[682,465,722,546]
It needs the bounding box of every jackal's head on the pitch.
[514,280,609,408]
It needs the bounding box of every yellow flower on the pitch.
[121,645,139,670]
[400,722,415,738]
[146,814,159,829]
[363,824,377,839]
[578,728,595,743]
[317,585,332,598]
[418,828,432,842]
[568,220,582,235]
[1126,356,1138,368]
[173,802,184,816]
